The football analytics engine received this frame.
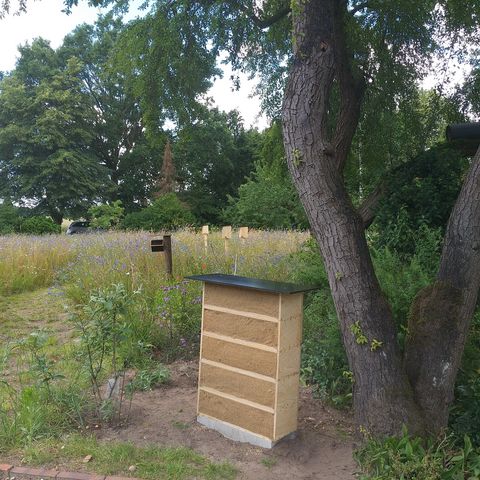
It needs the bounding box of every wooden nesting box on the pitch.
[187,274,315,448]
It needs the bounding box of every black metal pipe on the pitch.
[446,123,480,155]
[446,123,480,142]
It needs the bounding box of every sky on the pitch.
[0,0,269,129]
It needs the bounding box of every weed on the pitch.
[260,456,277,468]
[356,428,480,480]
[127,364,170,393]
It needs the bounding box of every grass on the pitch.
[0,229,309,300]
[20,434,237,479]
[0,288,69,341]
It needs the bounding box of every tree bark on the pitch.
[282,0,424,436]
[404,145,480,434]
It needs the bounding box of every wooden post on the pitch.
[222,226,232,254]
[202,225,209,254]
[163,234,173,277]
[239,226,249,245]
[150,235,173,277]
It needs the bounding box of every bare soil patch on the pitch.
[99,361,358,480]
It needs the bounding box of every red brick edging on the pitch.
[0,464,139,480]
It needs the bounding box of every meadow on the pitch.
[0,229,309,298]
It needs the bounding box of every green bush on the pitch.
[371,224,441,340]
[122,193,195,231]
[301,291,351,407]
[373,146,467,254]
[224,163,308,229]
[450,311,480,446]
[0,202,22,233]
[88,200,124,229]
[20,216,61,234]
[289,239,350,405]
[356,429,480,480]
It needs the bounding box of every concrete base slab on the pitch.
[197,415,297,449]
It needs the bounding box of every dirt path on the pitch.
[99,361,358,480]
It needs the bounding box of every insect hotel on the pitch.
[188,274,315,448]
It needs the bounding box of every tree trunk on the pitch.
[404,145,480,434]
[282,0,424,437]
[47,206,63,225]
[282,0,480,438]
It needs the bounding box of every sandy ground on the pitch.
[99,361,358,480]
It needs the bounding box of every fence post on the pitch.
[222,226,232,254]
[239,226,249,245]
[202,225,209,254]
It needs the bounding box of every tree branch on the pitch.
[332,2,366,172]
[238,3,291,30]
[357,180,387,228]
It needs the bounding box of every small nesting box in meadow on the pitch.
[187,273,316,448]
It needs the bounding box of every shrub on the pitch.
[373,146,467,255]
[355,429,480,480]
[301,291,351,407]
[224,163,308,229]
[450,311,480,446]
[0,202,22,233]
[122,193,195,231]
[69,283,138,422]
[88,200,124,229]
[20,216,61,234]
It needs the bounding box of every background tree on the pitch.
[174,108,257,224]
[59,15,165,210]
[0,40,106,224]
[154,139,176,197]
[225,121,308,229]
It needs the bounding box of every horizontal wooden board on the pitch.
[199,389,274,438]
[201,336,277,378]
[203,309,278,347]
[200,362,276,408]
[204,284,279,318]
[201,359,276,383]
